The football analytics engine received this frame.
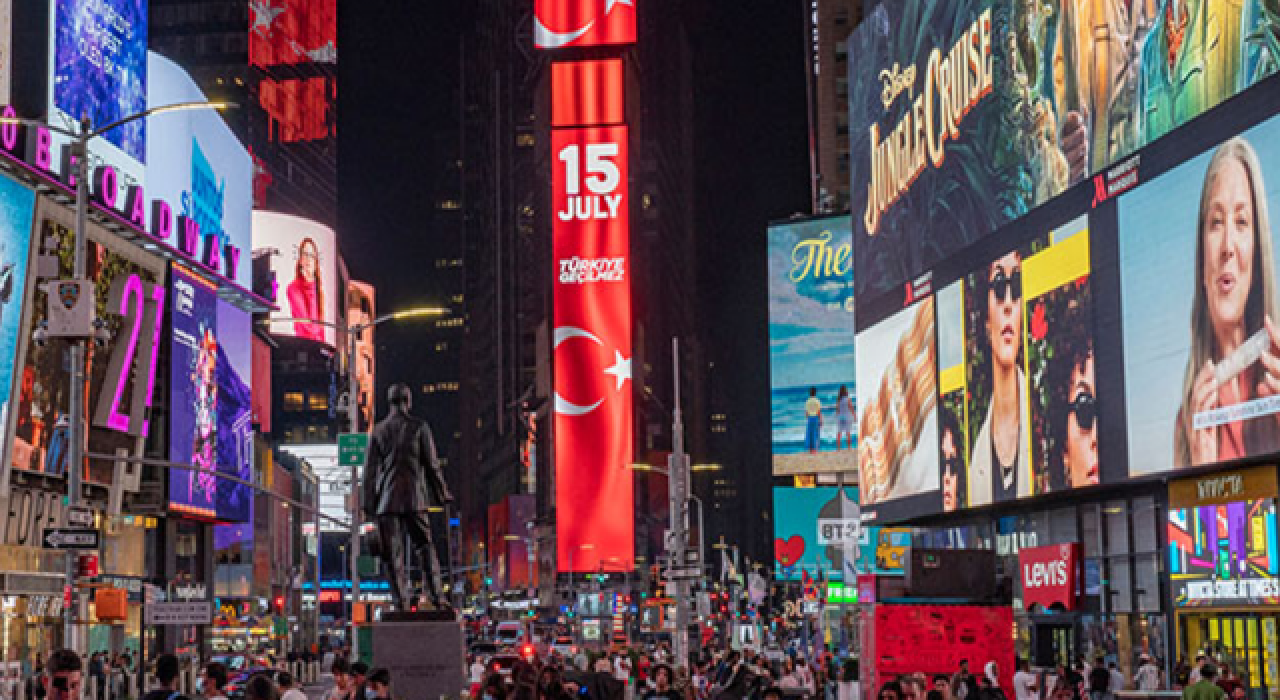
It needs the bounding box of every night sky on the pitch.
[339,1,812,512]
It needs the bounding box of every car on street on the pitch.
[470,641,500,659]
[550,635,577,658]
[495,620,527,648]
[489,653,521,685]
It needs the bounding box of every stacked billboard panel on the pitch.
[545,41,635,570]
[767,217,856,475]
[849,0,1280,524]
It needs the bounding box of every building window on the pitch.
[284,392,305,411]
[308,393,329,411]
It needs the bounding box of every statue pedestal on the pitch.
[372,611,465,700]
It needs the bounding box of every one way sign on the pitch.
[42,528,101,550]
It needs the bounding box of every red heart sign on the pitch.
[775,535,806,568]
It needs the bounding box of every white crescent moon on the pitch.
[554,326,605,416]
[535,16,595,49]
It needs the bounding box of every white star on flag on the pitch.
[605,0,633,15]
[604,350,632,391]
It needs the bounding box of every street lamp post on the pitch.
[268,307,445,661]
[1,102,234,651]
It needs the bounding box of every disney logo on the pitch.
[879,62,917,109]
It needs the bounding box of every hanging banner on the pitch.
[552,63,634,572]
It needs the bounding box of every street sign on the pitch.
[339,433,370,467]
[42,528,100,550]
[663,567,701,581]
[65,506,95,528]
[144,601,212,626]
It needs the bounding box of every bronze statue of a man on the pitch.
[363,383,453,609]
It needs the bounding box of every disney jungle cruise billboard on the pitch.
[850,0,1279,305]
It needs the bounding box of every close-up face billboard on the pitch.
[347,281,376,432]
[849,0,1278,305]
[1120,114,1280,476]
[767,217,856,476]
[255,210,339,347]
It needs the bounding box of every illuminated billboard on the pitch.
[1169,499,1279,607]
[535,0,636,50]
[347,281,376,432]
[254,210,338,347]
[146,53,253,290]
[1120,113,1280,476]
[939,217,1097,512]
[10,213,164,483]
[48,0,149,202]
[849,0,1279,304]
[552,64,634,572]
[856,295,937,520]
[0,0,11,105]
[250,0,336,68]
[0,174,35,472]
[773,486,907,581]
[767,217,856,476]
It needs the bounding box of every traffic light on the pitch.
[274,595,285,613]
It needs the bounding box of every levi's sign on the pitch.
[1018,543,1079,611]
[0,106,244,284]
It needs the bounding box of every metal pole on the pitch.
[64,124,90,650]
[314,476,323,651]
[668,337,689,666]
[348,327,361,660]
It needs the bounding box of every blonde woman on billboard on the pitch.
[1175,137,1280,467]
[970,252,1031,505]
[288,237,326,342]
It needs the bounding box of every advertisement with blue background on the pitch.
[48,0,149,201]
[767,216,856,476]
[146,52,253,290]
[215,298,252,523]
[0,175,35,470]
[773,487,906,581]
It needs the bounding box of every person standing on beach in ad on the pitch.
[805,387,824,453]
[836,385,854,450]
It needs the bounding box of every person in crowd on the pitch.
[329,659,354,700]
[952,661,979,700]
[483,673,509,700]
[901,675,926,700]
[970,250,1032,505]
[838,663,861,700]
[244,674,278,700]
[1108,663,1125,694]
[350,662,370,700]
[1182,663,1225,700]
[536,666,569,700]
[41,651,82,700]
[142,654,190,700]
[797,659,818,697]
[88,654,105,700]
[278,671,307,700]
[673,666,695,700]
[1176,136,1280,466]
[1215,664,1243,698]
[645,665,681,700]
[1133,656,1161,693]
[981,662,1008,700]
[203,662,230,700]
[368,668,394,700]
[1189,655,1208,685]
[879,681,905,700]
[1088,656,1112,700]
[780,660,802,691]
[1013,659,1038,700]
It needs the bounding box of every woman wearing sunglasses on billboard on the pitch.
[1176,136,1280,467]
[970,251,1033,506]
[1049,300,1098,489]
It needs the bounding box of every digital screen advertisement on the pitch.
[48,0,149,200]
[347,281,376,432]
[250,0,337,68]
[941,218,1096,512]
[534,0,637,50]
[1168,499,1279,607]
[254,211,339,347]
[1120,113,1280,476]
[856,296,938,514]
[0,174,35,474]
[146,53,253,290]
[168,265,253,522]
[773,486,860,581]
[11,219,163,484]
[849,0,1279,304]
[767,217,856,476]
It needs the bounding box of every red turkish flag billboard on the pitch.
[1018,543,1081,611]
[553,123,634,572]
[535,0,637,50]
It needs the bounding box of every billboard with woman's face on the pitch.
[1121,115,1280,475]
[253,211,338,347]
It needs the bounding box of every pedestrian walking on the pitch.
[1013,660,1037,700]
[980,663,1008,700]
[278,671,306,700]
[203,662,230,700]
[367,669,394,700]
[1107,664,1124,695]
[244,674,278,700]
[1087,658,1111,700]
[1134,657,1161,693]
[1181,664,1224,700]
[141,654,190,700]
